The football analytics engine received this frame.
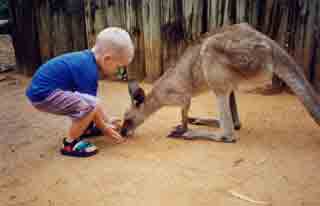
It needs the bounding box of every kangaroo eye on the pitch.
[133,89,145,107]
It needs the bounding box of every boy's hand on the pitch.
[108,118,122,131]
[104,126,125,143]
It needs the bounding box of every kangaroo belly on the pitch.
[238,66,273,85]
[190,58,211,96]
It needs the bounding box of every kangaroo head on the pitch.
[120,81,147,137]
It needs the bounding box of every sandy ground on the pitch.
[0,73,320,206]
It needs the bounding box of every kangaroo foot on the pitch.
[181,130,237,143]
[168,127,237,143]
[188,117,220,127]
[188,117,241,130]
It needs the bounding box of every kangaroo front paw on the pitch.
[167,125,188,138]
[234,123,241,130]
[188,117,204,125]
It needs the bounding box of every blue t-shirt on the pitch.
[26,50,99,102]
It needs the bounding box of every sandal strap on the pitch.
[80,124,103,139]
[73,141,94,152]
[63,138,80,147]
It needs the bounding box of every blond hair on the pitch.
[93,27,134,63]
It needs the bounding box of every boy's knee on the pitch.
[94,101,101,108]
[94,102,104,113]
[95,97,101,105]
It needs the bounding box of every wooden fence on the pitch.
[9,0,320,89]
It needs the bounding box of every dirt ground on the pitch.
[0,73,320,206]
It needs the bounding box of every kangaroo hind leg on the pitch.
[188,91,241,130]
[172,90,237,143]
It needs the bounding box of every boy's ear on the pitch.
[128,80,145,107]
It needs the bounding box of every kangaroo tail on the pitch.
[271,43,320,126]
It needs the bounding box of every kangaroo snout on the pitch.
[120,119,134,137]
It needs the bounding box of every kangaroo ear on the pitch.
[128,80,145,107]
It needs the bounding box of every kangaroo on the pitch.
[120,23,320,142]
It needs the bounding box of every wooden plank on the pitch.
[160,0,186,71]
[9,0,41,75]
[142,0,162,82]
[207,0,219,30]
[264,0,288,89]
[182,0,204,39]
[51,7,71,56]
[236,0,246,23]
[36,0,87,58]
[125,0,146,81]
[308,0,320,90]
[37,0,51,62]
[87,0,108,46]
[116,0,145,81]
[68,0,87,52]
[84,0,93,48]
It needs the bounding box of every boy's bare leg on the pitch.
[69,104,124,142]
[69,107,98,140]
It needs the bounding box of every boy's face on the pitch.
[100,55,129,76]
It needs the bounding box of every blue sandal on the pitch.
[60,138,98,157]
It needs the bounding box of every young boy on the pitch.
[26,27,135,157]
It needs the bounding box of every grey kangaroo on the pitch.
[120,23,320,143]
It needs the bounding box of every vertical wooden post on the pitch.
[182,0,204,39]
[9,0,41,75]
[124,0,146,81]
[228,0,237,24]
[206,0,218,31]
[142,0,162,82]
[160,0,185,71]
[37,0,51,62]
[10,0,87,75]
[308,0,320,91]
[68,0,88,53]
[49,0,87,57]
[264,0,287,91]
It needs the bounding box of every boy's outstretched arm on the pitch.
[99,109,122,131]
[94,104,124,142]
